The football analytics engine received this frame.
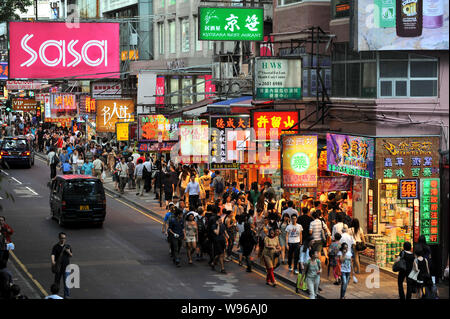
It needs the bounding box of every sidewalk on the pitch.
[101,177,449,299]
[6,252,45,299]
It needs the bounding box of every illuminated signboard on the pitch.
[95,99,134,133]
[327,134,375,178]
[12,98,36,112]
[116,122,129,141]
[138,115,181,142]
[376,136,440,179]
[179,122,209,164]
[420,178,440,244]
[252,110,299,141]
[399,179,419,199]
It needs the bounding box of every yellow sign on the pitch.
[116,122,129,141]
[96,99,134,133]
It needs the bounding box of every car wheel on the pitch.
[26,160,32,168]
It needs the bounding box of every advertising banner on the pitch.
[6,81,47,90]
[116,122,129,141]
[44,94,51,118]
[137,71,157,105]
[96,99,134,133]
[50,93,76,111]
[375,136,440,179]
[420,178,440,244]
[179,122,209,163]
[252,110,299,140]
[282,135,318,188]
[327,134,375,179]
[12,98,36,112]
[138,114,170,142]
[0,62,7,80]
[254,58,302,100]
[198,7,264,41]
[399,179,420,199]
[8,22,120,79]
[317,176,353,192]
[156,76,165,106]
[357,0,449,50]
[92,82,121,99]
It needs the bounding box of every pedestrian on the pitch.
[309,210,330,255]
[61,160,72,175]
[70,149,80,174]
[239,222,257,272]
[328,233,342,285]
[134,159,145,196]
[163,166,177,208]
[282,201,298,218]
[300,249,322,299]
[185,175,200,212]
[338,242,352,299]
[168,209,184,267]
[162,204,176,257]
[47,147,59,180]
[211,170,225,201]
[331,213,345,238]
[81,157,93,176]
[286,214,303,274]
[412,247,432,299]
[127,157,135,190]
[44,283,64,299]
[195,207,208,261]
[349,218,366,274]
[179,166,190,201]
[224,210,237,262]
[278,213,290,265]
[199,169,212,206]
[92,155,104,182]
[184,212,198,265]
[115,157,128,194]
[0,217,14,245]
[211,214,228,274]
[143,156,152,193]
[51,232,73,299]
[397,241,415,300]
[236,214,246,265]
[263,228,280,287]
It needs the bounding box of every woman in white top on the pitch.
[223,194,235,214]
[70,149,79,174]
[76,152,85,174]
[349,218,365,274]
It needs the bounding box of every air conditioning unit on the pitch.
[130,33,138,46]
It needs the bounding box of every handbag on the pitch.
[320,221,328,246]
[355,241,367,252]
[408,268,420,282]
[393,253,407,272]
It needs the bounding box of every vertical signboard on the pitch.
[137,71,157,105]
[420,178,440,244]
[116,122,129,141]
[282,135,318,188]
[0,62,8,80]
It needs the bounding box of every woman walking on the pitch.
[349,218,366,274]
[278,213,290,264]
[300,249,322,299]
[338,242,352,299]
[248,182,261,210]
[413,247,432,299]
[263,228,280,287]
[211,216,229,274]
[224,210,237,262]
[184,213,198,264]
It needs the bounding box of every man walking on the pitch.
[168,209,184,267]
[115,157,129,194]
[211,171,224,201]
[47,147,59,180]
[51,232,73,299]
[185,175,200,211]
[92,155,104,182]
[134,159,145,196]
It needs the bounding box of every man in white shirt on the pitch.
[285,214,303,274]
[116,157,129,194]
[44,284,64,299]
[332,214,345,238]
[339,224,358,284]
[92,155,104,181]
[134,159,145,196]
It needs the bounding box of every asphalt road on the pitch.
[0,157,301,299]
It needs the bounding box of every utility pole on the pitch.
[34,0,38,20]
[96,0,100,18]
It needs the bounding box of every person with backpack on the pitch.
[211,171,225,201]
[396,241,415,300]
[47,147,59,180]
[299,249,322,299]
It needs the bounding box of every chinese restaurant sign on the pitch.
[198,7,264,41]
[254,58,302,100]
[327,134,375,178]
[116,122,129,141]
[12,98,36,112]
[252,110,299,141]
[420,178,440,244]
[399,179,419,199]
[179,122,209,163]
[210,115,250,170]
[79,95,96,114]
[96,99,134,133]
[376,136,440,179]
[282,135,318,188]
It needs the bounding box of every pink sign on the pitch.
[9,22,120,80]
[156,76,165,106]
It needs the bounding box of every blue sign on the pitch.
[0,62,8,80]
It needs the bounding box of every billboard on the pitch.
[0,62,7,80]
[357,0,449,50]
[179,122,209,163]
[8,22,120,79]
[252,110,299,141]
[282,135,318,188]
[137,71,157,105]
[420,178,440,244]
[92,82,121,99]
[254,58,302,100]
[12,98,36,112]
[198,7,264,41]
[327,134,375,178]
[96,99,134,133]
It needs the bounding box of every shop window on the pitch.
[196,77,205,102]
[182,77,193,105]
[170,77,179,107]
[361,62,377,98]
[158,23,164,55]
[346,63,360,97]
[410,80,438,97]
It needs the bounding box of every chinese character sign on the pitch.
[254,58,302,100]
[50,93,76,111]
[327,134,375,178]
[198,7,264,41]
[138,114,170,142]
[282,135,318,188]
[116,122,129,141]
[179,122,209,163]
[376,137,440,179]
[420,179,440,244]
[96,99,134,133]
[399,179,419,199]
[252,111,299,141]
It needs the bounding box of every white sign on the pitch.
[137,71,157,105]
[44,95,51,118]
[6,80,47,90]
[92,82,122,98]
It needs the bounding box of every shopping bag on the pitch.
[296,272,308,291]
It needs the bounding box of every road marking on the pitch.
[11,177,22,185]
[0,169,9,176]
[10,251,48,297]
[26,186,39,196]
[107,193,303,298]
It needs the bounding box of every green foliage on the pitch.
[0,0,33,22]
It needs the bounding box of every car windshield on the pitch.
[2,139,27,150]
[64,180,101,196]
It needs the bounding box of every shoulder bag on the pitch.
[393,251,407,272]
[408,259,420,282]
[51,245,66,274]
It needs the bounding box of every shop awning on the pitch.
[171,98,216,117]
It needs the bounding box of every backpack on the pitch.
[52,153,60,165]
[215,178,224,194]
[196,216,207,238]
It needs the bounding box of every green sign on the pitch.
[420,178,439,245]
[198,7,264,41]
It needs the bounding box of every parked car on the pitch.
[0,136,35,168]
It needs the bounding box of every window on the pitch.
[196,76,205,102]
[194,17,202,51]
[170,77,179,106]
[158,23,164,55]
[161,0,164,8]
[331,0,351,19]
[182,77,193,105]
[169,21,176,54]
[169,0,176,5]
[277,0,303,6]
[209,41,214,51]
[180,18,190,53]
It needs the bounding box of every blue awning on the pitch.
[209,96,253,106]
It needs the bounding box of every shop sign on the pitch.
[92,82,121,99]
[6,80,47,90]
[317,176,353,192]
[210,115,250,169]
[0,62,8,80]
[50,93,76,111]
[12,98,36,112]
[179,122,209,164]
[420,178,440,245]
[327,134,375,178]
[318,149,327,171]
[254,58,302,100]
[282,135,317,188]
[156,76,165,106]
[44,95,51,118]
[376,136,440,179]
[138,114,170,142]
[137,142,175,152]
[96,99,134,133]
[211,163,240,170]
[368,189,376,233]
[116,122,129,141]
[198,7,264,41]
[252,110,299,141]
[79,95,96,114]
[399,179,419,199]
[226,129,255,162]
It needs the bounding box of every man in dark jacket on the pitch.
[239,223,257,272]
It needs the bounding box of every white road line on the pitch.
[0,170,9,176]
[11,177,22,185]
[25,187,39,196]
